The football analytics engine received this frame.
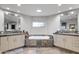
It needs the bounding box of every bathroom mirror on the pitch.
[60,11,77,32]
[4,11,21,31]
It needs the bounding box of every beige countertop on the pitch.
[0,33,24,37]
[53,33,79,36]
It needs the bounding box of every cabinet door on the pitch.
[54,35,61,46]
[59,35,65,47]
[72,36,79,52]
[16,35,24,47]
[14,35,25,48]
[64,36,73,50]
[54,35,65,47]
[8,36,15,50]
[54,35,58,46]
[0,38,1,53]
[0,37,9,52]
[14,35,19,48]
[19,35,25,46]
[16,35,22,47]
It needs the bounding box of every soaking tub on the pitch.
[26,35,54,47]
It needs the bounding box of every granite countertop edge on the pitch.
[53,33,79,36]
[0,33,24,37]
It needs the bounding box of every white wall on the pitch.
[0,9,4,31]
[77,13,79,32]
[20,15,61,35]
[20,16,49,35]
[48,15,61,35]
[20,15,32,33]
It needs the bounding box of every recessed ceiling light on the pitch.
[17,4,21,6]
[58,4,62,6]
[15,14,18,16]
[69,7,72,10]
[36,9,42,12]
[5,11,9,14]
[6,7,10,10]
[60,14,64,16]
[17,10,20,12]
[58,11,61,13]
[70,11,74,14]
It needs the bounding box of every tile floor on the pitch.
[4,47,75,54]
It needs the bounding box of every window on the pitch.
[32,22,45,27]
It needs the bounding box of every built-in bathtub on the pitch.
[25,35,54,47]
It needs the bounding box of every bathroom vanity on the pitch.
[0,33,25,53]
[53,33,79,53]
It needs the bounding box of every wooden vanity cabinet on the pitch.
[54,35,65,47]
[64,36,73,50]
[0,37,9,52]
[0,34,25,53]
[14,35,20,48]
[20,35,25,46]
[14,35,25,48]
[72,36,79,52]
[12,35,25,48]
[53,34,79,53]
[8,36,15,50]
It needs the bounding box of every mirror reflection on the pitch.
[4,11,21,32]
[60,11,78,33]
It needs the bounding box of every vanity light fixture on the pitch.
[36,9,42,12]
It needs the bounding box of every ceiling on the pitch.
[0,4,79,16]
